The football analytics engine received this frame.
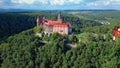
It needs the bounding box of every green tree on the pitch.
[33,26,43,33]
[69,35,78,44]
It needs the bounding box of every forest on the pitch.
[0,11,120,68]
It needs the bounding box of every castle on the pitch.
[36,14,72,35]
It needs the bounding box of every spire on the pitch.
[57,13,62,23]
[58,13,61,19]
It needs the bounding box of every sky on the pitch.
[0,0,120,10]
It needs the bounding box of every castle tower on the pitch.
[36,17,43,26]
[57,13,62,23]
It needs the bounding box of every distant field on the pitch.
[68,11,120,24]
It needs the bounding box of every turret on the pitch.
[36,17,44,26]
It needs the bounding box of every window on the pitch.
[60,30,63,32]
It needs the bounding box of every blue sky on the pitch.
[0,0,120,10]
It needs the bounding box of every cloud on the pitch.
[39,0,48,4]
[50,0,83,5]
[87,0,120,6]
[0,0,119,10]
[68,0,83,4]
[10,0,83,5]
[50,0,65,5]
[111,0,120,5]
[0,0,3,3]
[11,0,35,4]
[0,0,84,9]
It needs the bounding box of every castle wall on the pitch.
[53,25,68,35]
[44,25,53,34]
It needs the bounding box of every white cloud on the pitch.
[11,0,35,4]
[0,0,3,4]
[110,0,120,5]
[50,0,65,5]
[68,0,83,4]
[87,0,120,6]
[11,0,83,5]
[39,0,48,4]
[87,2,98,6]
[49,0,83,5]
[0,0,119,10]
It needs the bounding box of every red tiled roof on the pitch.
[113,29,120,38]
[45,20,71,27]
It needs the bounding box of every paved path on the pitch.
[67,43,77,48]
[39,40,77,48]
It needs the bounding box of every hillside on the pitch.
[0,12,102,40]
[0,11,120,68]
[1,23,120,68]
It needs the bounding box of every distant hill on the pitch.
[68,11,120,24]
[0,8,119,12]
[0,8,40,12]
